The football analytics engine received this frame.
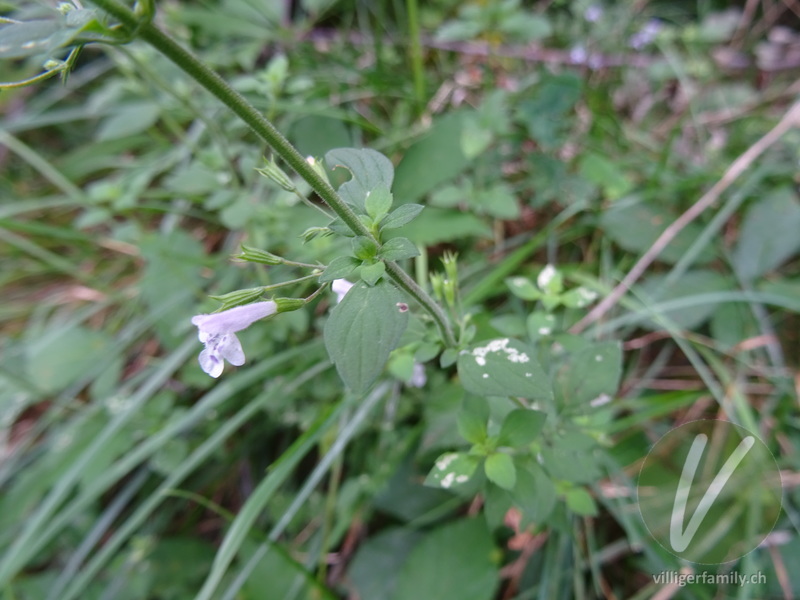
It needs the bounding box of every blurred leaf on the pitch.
[565,487,598,516]
[497,409,547,447]
[290,114,352,159]
[457,395,489,444]
[324,280,408,394]
[517,73,581,149]
[732,188,800,281]
[578,152,633,200]
[95,102,161,141]
[484,453,516,490]
[458,338,552,401]
[392,519,498,600]
[600,198,716,265]
[348,529,422,600]
[26,325,113,394]
[394,112,472,204]
[424,452,480,489]
[554,341,622,408]
[392,207,491,245]
[512,462,556,523]
[639,270,730,330]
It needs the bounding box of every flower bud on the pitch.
[256,157,296,192]
[306,156,330,185]
[275,297,306,313]
[235,245,282,265]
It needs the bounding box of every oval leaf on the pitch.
[324,280,408,394]
[457,338,552,401]
[325,148,394,211]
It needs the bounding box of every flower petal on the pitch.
[199,348,224,378]
[218,333,245,366]
[332,279,354,303]
[191,301,278,335]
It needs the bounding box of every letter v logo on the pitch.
[669,433,755,552]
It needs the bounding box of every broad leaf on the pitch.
[424,452,480,489]
[392,519,498,600]
[733,188,800,281]
[484,453,516,490]
[497,409,547,447]
[457,338,552,401]
[325,148,394,211]
[555,341,622,408]
[381,203,424,230]
[324,280,408,394]
[379,237,419,261]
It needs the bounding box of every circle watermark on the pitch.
[638,419,782,564]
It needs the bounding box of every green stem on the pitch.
[405,0,425,112]
[87,0,455,347]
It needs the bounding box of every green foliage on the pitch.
[1,0,798,598]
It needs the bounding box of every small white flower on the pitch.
[584,5,603,22]
[191,301,277,378]
[332,279,354,303]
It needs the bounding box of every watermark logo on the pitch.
[638,420,782,564]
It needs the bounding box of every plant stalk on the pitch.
[87,0,456,347]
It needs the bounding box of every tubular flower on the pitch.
[332,279,354,303]
[191,301,277,378]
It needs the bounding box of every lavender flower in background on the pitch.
[191,301,277,377]
[630,19,662,50]
[409,362,427,388]
[584,5,603,23]
[332,279,354,303]
[569,46,588,65]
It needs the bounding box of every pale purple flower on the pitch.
[569,46,588,65]
[584,5,603,23]
[630,19,662,49]
[191,301,277,378]
[409,362,427,388]
[332,279,354,303]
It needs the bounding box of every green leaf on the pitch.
[392,519,498,600]
[364,183,393,220]
[379,237,419,262]
[638,270,730,330]
[352,236,378,260]
[732,188,800,281]
[360,260,386,285]
[506,277,540,301]
[526,312,556,341]
[393,112,472,204]
[393,207,491,245]
[319,256,360,283]
[324,280,408,393]
[457,396,489,444]
[457,338,553,402]
[517,73,581,150]
[325,148,394,211]
[348,529,422,600]
[555,341,622,408]
[484,453,516,490]
[0,18,77,59]
[512,463,556,523]
[565,487,598,516]
[381,203,424,230]
[600,198,716,265]
[96,102,161,141]
[497,409,546,447]
[424,452,480,489]
[578,152,633,200]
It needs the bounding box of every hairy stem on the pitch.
[88,0,456,346]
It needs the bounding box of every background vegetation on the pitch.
[1,0,799,598]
